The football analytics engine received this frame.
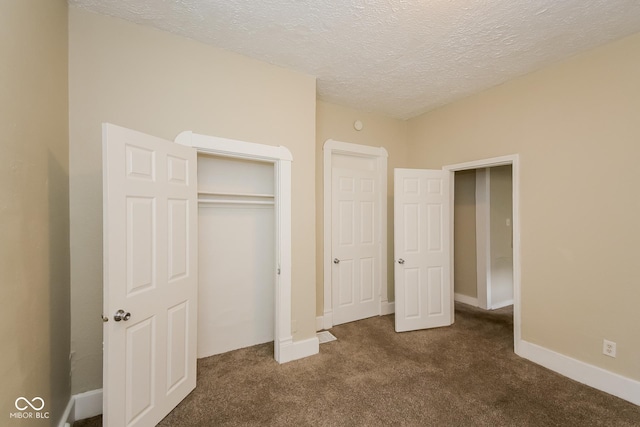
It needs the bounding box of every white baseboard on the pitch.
[278,336,319,363]
[61,388,103,426]
[517,340,640,406]
[491,299,513,310]
[58,396,75,427]
[316,315,324,331]
[454,293,479,307]
[381,301,395,315]
[75,389,103,421]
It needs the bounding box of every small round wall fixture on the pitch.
[354,120,363,131]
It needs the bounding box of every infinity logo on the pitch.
[15,397,45,411]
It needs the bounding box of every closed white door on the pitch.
[332,166,380,325]
[394,168,452,332]
[103,124,197,427]
[196,154,276,357]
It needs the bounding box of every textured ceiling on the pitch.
[69,0,640,119]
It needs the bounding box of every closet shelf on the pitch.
[197,190,274,198]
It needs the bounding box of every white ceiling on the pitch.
[69,0,640,119]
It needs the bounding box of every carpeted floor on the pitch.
[75,303,640,426]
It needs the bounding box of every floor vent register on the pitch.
[316,331,337,344]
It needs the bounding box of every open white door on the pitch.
[394,168,452,332]
[103,124,197,427]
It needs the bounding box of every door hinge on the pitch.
[277,264,281,275]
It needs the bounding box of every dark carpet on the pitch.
[75,303,640,426]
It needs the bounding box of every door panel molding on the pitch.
[323,139,388,329]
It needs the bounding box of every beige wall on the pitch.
[315,101,408,315]
[407,32,640,380]
[0,0,70,425]
[453,170,477,298]
[69,8,316,393]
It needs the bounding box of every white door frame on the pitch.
[322,139,388,329]
[443,154,521,352]
[175,131,298,363]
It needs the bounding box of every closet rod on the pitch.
[197,199,275,206]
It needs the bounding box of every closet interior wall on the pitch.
[197,153,276,357]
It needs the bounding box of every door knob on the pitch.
[333,258,340,264]
[114,309,131,322]
[398,258,405,264]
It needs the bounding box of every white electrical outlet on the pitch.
[603,339,617,358]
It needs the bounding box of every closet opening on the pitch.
[176,130,310,364]
[197,154,276,358]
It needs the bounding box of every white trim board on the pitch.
[380,301,395,316]
[278,336,320,363]
[517,340,640,406]
[74,389,103,421]
[60,389,103,426]
[454,293,479,307]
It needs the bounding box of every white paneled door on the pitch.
[394,168,452,332]
[103,124,197,427]
[331,167,380,325]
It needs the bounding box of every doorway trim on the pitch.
[175,131,310,363]
[322,139,388,329]
[443,154,521,352]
